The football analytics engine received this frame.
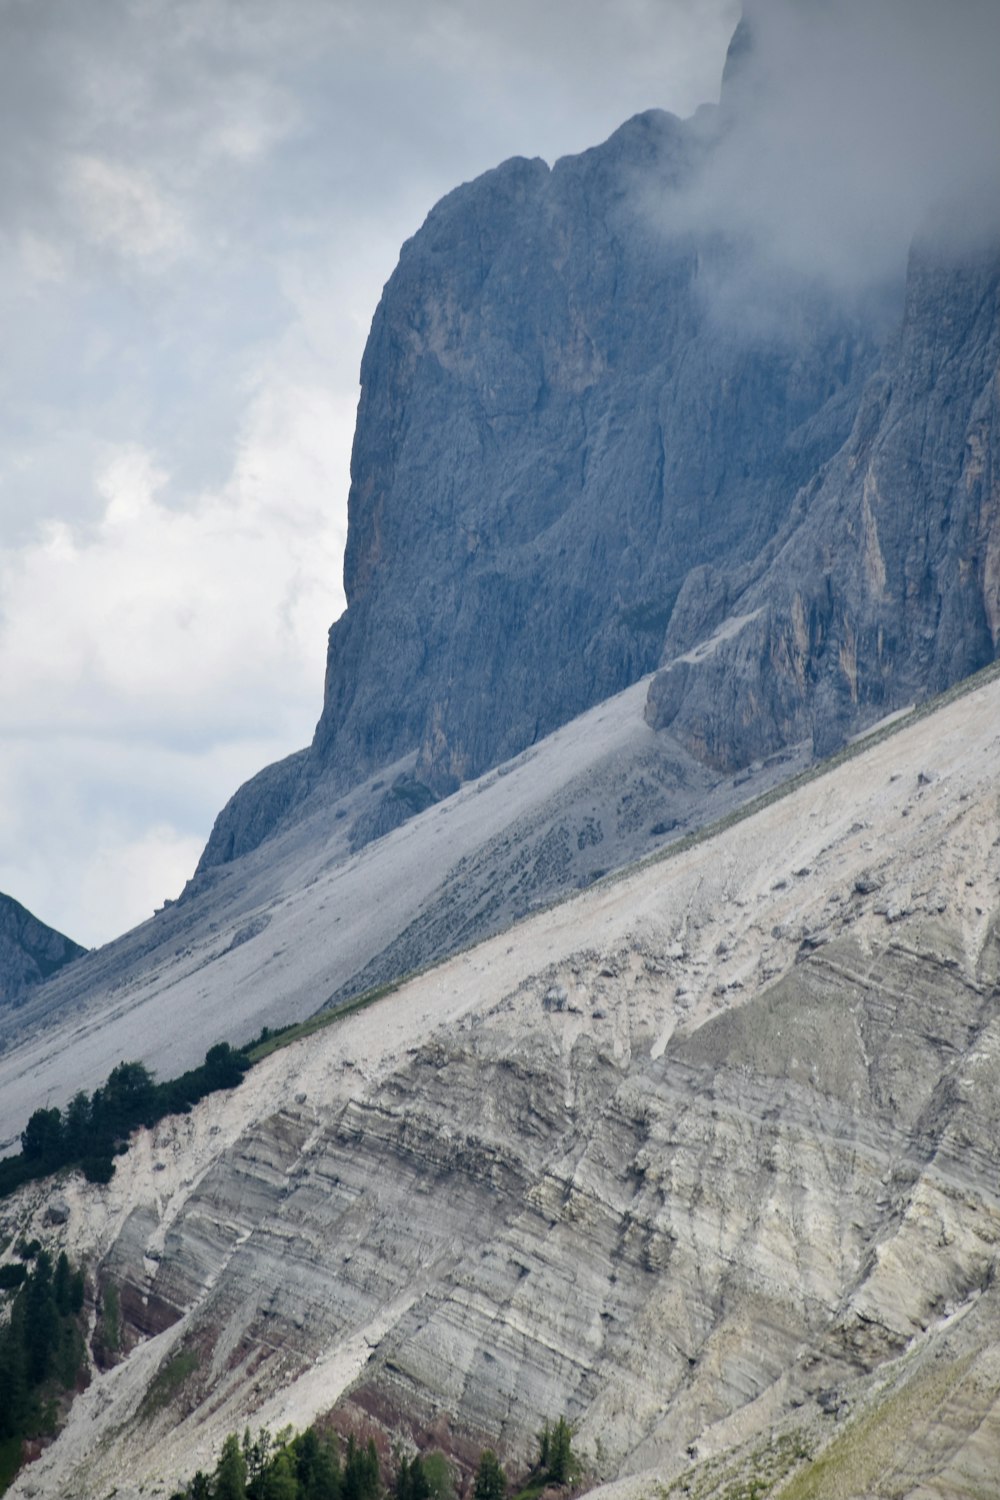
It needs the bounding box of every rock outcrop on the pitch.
[646,242,1000,767]
[199,0,1000,878]
[0,892,85,1010]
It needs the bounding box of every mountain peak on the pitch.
[0,892,86,1009]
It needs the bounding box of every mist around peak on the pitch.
[649,0,1000,324]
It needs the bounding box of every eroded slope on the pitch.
[4,673,1000,1500]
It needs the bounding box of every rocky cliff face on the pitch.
[7,671,1000,1500]
[199,6,1000,875]
[0,892,85,1010]
[198,20,898,874]
[646,242,1000,767]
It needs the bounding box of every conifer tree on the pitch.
[473,1449,506,1500]
[263,1450,298,1500]
[216,1432,249,1500]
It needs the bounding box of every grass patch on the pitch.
[139,1348,200,1418]
[779,1357,974,1500]
[244,976,406,1063]
[509,1482,549,1500]
[658,1430,812,1500]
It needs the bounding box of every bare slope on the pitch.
[0,676,809,1156]
[4,671,1000,1499]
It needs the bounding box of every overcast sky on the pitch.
[0,0,741,947]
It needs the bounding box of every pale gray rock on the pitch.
[6,669,1000,1500]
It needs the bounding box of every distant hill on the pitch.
[0,892,86,1009]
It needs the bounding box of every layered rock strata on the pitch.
[6,671,1000,1499]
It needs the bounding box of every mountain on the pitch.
[3,8,1000,1495]
[194,8,999,880]
[0,892,85,1010]
[1,0,997,1219]
[0,679,811,1155]
[5,667,1000,1499]
[646,239,1000,766]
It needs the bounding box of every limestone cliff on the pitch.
[6,670,1000,1500]
[198,0,1000,875]
[646,242,1000,767]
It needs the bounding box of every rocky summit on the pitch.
[5,669,1000,1500]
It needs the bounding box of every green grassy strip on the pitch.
[778,1355,975,1500]
[244,976,407,1062]
[138,1347,200,1419]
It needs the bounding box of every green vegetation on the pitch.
[535,1418,577,1488]
[175,1425,374,1500]
[140,1346,200,1417]
[655,1430,812,1500]
[779,1358,972,1500]
[243,979,405,1064]
[474,1451,506,1500]
[0,1247,87,1494]
[0,1043,251,1201]
[173,1416,580,1500]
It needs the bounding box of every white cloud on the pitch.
[0,386,347,745]
[67,154,191,267]
[655,0,1000,300]
[0,734,275,946]
[0,365,350,945]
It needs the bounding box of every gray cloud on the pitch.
[653,0,1000,311]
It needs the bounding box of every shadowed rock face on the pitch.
[0,892,85,1009]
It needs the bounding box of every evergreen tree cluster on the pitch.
[0,1043,251,1200]
[535,1419,576,1488]
[176,1426,379,1500]
[175,1413,583,1500]
[0,1247,86,1469]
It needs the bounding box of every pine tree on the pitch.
[263,1451,299,1500]
[216,1432,249,1500]
[244,1425,273,1498]
[308,1433,341,1500]
[546,1418,574,1487]
[54,1251,72,1315]
[473,1450,506,1500]
[24,1249,59,1386]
